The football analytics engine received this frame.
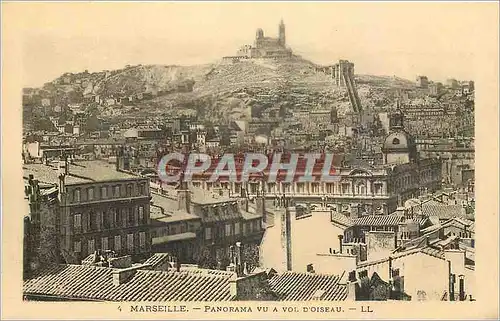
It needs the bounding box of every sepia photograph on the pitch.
[1,1,499,319]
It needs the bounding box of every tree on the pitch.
[85,114,101,132]
[32,116,57,132]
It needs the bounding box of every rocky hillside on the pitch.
[36,57,412,122]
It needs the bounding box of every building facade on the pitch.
[24,159,152,263]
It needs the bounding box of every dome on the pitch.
[256,28,264,39]
[381,130,414,152]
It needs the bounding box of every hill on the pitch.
[32,57,412,122]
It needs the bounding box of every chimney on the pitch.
[338,235,344,254]
[459,275,465,301]
[256,193,266,223]
[388,257,393,281]
[177,184,191,213]
[176,260,181,272]
[283,207,294,271]
[229,274,237,298]
[236,242,243,276]
[346,281,357,301]
[448,260,455,301]
[112,264,150,286]
[109,255,132,269]
[65,156,69,175]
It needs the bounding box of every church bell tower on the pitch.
[279,19,286,47]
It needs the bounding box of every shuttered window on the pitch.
[139,232,146,250]
[127,234,134,252]
[114,235,121,251]
[101,237,108,251]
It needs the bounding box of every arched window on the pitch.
[392,138,400,145]
[356,183,366,195]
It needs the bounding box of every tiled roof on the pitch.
[23,264,235,302]
[81,254,97,266]
[353,214,404,226]
[142,253,172,269]
[269,272,348,301]
[330,212,354,228]
[23,161,140,185]
[178,267,236,277]
[421,204,465,219]
[354,212,430,227]
[357,246,445,269]
[199,202,244,224]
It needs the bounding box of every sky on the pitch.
[7,2,496,88]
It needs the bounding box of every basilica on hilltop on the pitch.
[227,20,294,60]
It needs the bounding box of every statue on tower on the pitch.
[279,19,286,47]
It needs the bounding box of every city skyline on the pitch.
[16,2,492,87]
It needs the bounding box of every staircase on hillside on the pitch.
[342,69,363,114]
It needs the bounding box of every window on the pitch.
[114,186,120,197]
[139,232,146,250]
[180,224,187,233]
[392,138,400,145]
[88,239,95,254]
[127,234,134,252]
[128,208,135,226]
[74,241,81,253]
[235,222,240,235]
[87,188,94,201]
[138,183,145,195]
[138,206,145,224]
[234,183,241,194]
[74,214,82,233]
[113,209,120,227]
[101,186,107,199]
[225,223,232,237]
[88,212,96,231]
[341,183,350,194]
[114,235,121,251]
[356,183,366,195]
[74,189,81,202]
[205,227,212,240]
[127,184,133,196]
[253,220,259,231]
[101,237,108,251]
[102,211,109,229]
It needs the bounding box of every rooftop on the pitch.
[150,193,200,223]
[23,161,141,185]
[269,271,348,301]
[421,204,471,220]
[23,264,235,302]
[357,246,446,270]
[352,213,429,227]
